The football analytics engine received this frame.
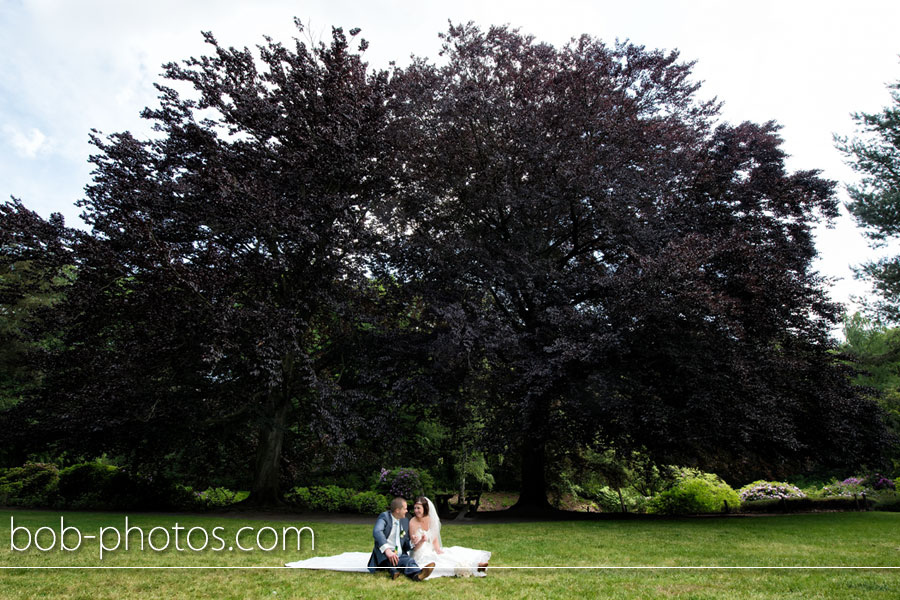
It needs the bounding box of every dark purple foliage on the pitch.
[375,23,892,506]
[1,22,391,503]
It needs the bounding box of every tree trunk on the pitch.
[458,445,468,501]
[510,440,553,512]
[246,392,291,506]
[455,445,469,520]
[510,386,554,512]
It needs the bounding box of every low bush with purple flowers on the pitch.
[821,477,865,498]
[819,475,895,498]
[738,480,806,502]
[864,474,896,491]
[372,466,433,501]
[389,468,423,500]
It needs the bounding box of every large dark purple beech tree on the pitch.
[1,23,391,504]
[378,24,892,509]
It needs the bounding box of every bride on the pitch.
[409,496,490,577]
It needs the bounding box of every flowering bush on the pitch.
[818,474,895,498]
[821,477,867,498]
[738,481,806,502]
[864,474,895,491]
[390,468,423,500]
[820,483,854,498]
[371,467,433,500]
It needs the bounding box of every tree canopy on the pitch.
[377,23,889,506]
[2,23,393,503]
[1,21,893,507]
[836,71,900,321]
[841,313,900,455]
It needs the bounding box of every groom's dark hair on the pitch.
[390,497,406,511]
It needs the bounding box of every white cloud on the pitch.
[3,125,50,158]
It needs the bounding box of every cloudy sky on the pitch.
[2,0,899,319]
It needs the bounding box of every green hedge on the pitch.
[57,462,120,509]
[285,485,389,514]
[1,461,197,511]
[873,495,900,512]
[741,496,874,513]
[351,491,391,514]
[0,462,60,507]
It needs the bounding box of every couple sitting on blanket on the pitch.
[369,496,490,580]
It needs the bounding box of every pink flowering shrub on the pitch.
[738,480,806,502]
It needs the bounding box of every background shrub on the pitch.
[819,477,871,498]
[349,490,390,514]
[391,468,422,499]
[4,461,267,511]
[647,469,740,515]
[285,485,388,514]
[0,462,59,507]
[873,492,900,512]
[303,471,369,491]
[738,480,806,502]
[309,485,355,512]
[585,485,624,513]
[572,482,649,513]
[863,474,895,491]
[193,487,243,508]
[57,462,119,509]
[285,486,312,508]
[741,496,874,513]
[373,467,430,500]
[55,462,196,510]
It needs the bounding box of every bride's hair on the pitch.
[414,496,430,516]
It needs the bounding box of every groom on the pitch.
[368,497,435,581]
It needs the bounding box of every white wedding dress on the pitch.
[284,551,371,572]
[410,527,491,578]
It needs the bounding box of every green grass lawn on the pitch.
[2,509,899,599]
